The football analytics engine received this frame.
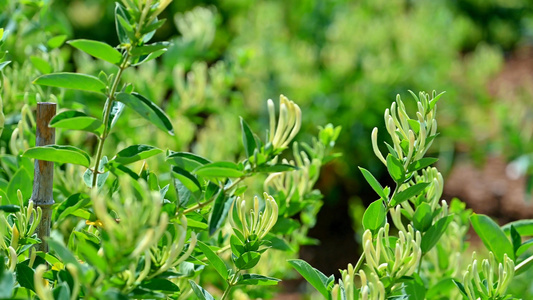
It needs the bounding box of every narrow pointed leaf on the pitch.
[116,92,174,135]
[288,259,329,298]
[50,110,103,134]
[33,73,106,94]
[470,214,515,263]
[68,39,122,65]
[196,241,228,280]
[194,162,244,178]
[114,145,162,165]
[23,145,91,167]
[390,182,430,207]
[359,167,386,199]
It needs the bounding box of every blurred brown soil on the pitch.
[445,46,533,221]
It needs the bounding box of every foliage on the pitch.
[292,92,533,299]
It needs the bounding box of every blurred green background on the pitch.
[2,0,533,285]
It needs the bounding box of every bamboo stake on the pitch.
[31,102,56,252]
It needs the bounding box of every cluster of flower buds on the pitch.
[462,252,515,300]
[9,103,34,154]
[229,193,278,241]
[91,178,189,287]
[372,91,441,167]
[362,223,422,283]
[34,263,79,300]
[174,6,216,51]
[268,95,302,151]
[119,0,172,38]
[0,190,42,254]
[149,215,197,278]
[264,143,319,205]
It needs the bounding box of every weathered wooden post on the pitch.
[31,102,56,252]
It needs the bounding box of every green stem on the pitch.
[91,53,130,187]
[181,177,244,214]
[353,252,365,273]
[221,270,240,300]
[515,254,533,274]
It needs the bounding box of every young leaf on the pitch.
[359,167,386,199]
[502,219,533,236]
[196,241,228,280]
[114,145,162,165]
[390,182,430,207]
[193,162,245,178]
[47,35,68,49]
[288,259,330,298]
[106,100,125,130]
[30,56,52,74]
[15,264,35,292]
[23,145,91,167]
[407,157,438,173]
[510,225,522,256]
[240,117,257,159]
[234,251,262,270]
[208,192,232,235]
[130,42,170,56]
[7,168,31,205]
[68,39,123,65]
[402,276,426,300]
[362,199,386,232]
[421,215,453,253]
[33,73,106,94]
[188,280,215,300]
[166,151,211,172]
[116,92,174,135]
[115,3,132,44]
[413,202,433,232]
[50,110,103,134]
[386,154,405,183]
[256,164,297,173]
[470,214,515,263]
[237,274,281,286]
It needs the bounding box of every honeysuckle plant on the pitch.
[290,91,533,299]
[0,1,342,299]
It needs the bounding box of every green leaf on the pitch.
[237,274,280,286]
[0,205,20,213]
[240,117,257,159]
[47,239,84,274]
[84,156,109,188]
[114,145,162,165]
[413,202,433,232]
[54,193,91,223]
[517,239,533,257]
[0,269,14,298]
[407,158,438,173]
[50,110,103,134]
[52,282,70,300]
[426,278,454,299]
[390,183,430,207]
[16,264,35,292]
[47,35,68,49]
[196,241,228,280]
[171,166,202,205]
[194,162,244,178]
[33,73,106,94]
[230,234,246,256]
[510,225,522,256]
[359,167,386,199]
[421,215,453,253]
[470,214,515,263]
[452,279,468,298]
[7,168,31,205]
[140,278,180,293]
[0,61,10,71]
[234,251,262,270]
[30,56,52,74]
[115,3,132,44]
[362,199,386,232]
[23,145,91,167]
[402,276,426,300]
[68,39,122,65]
[167,151,211,172]
[256,164,297,173]
[130,42,170,56]
[387,154,405,183]
[502,219,533,236]
[106,100,125,130]
[132,49,167,66]
[208,192,232,235]
[288,259,329,298]
[116,92,174,135]
[188,280,215,300]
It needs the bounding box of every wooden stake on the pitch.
[31,102,56,252]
